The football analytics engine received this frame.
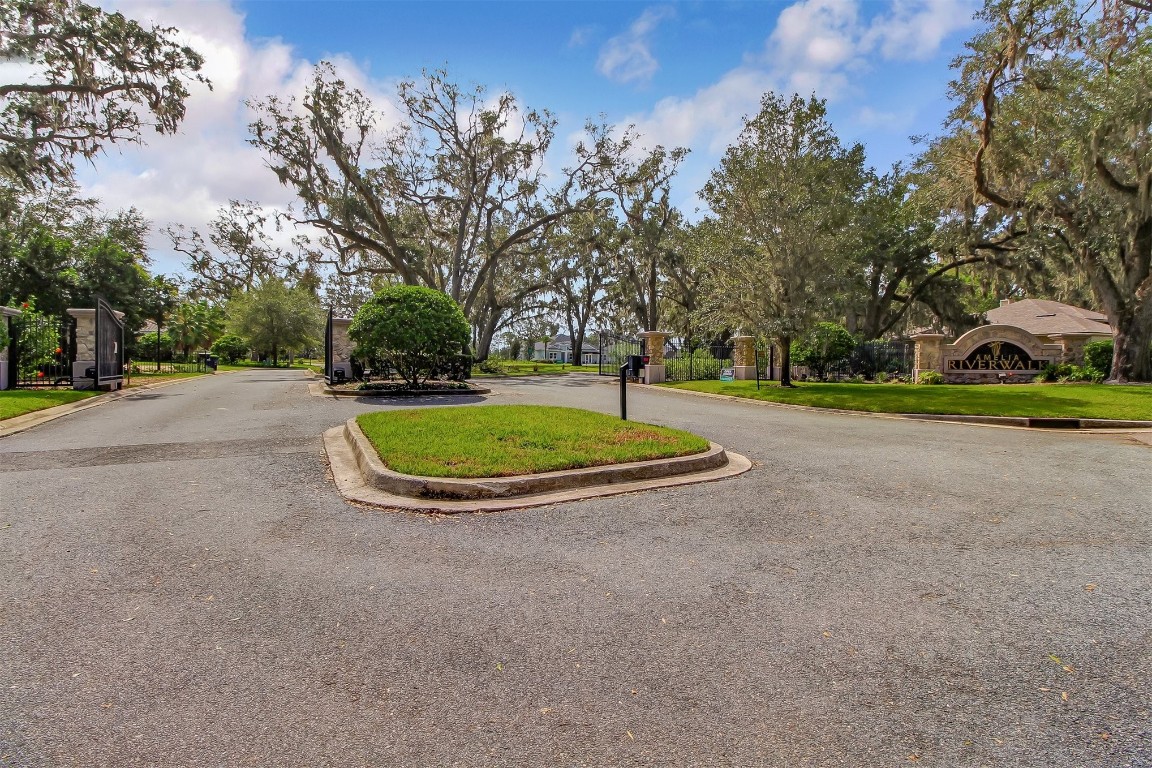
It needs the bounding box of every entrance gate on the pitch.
[598,333,643,376]
[95,296,124,388]
[7,313,76,388]
[324,308,334,382]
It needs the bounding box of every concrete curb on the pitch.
[323,422,752,514]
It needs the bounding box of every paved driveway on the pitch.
[1,370,1148,767]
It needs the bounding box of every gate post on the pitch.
[638,331,667,384]
[328,317,354,382]
[67,308,97,390]
[0,306,18,390]
[732,335,757,380]
[911,333,947,383]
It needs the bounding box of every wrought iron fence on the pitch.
[824,340,915,379]
[598,333,643,375]
[664,343,735,382]
[324,307,334,382]
[128,360,206,374]
[7,313,75,388]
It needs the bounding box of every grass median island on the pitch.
[0,390,97,420]
[356,404,710,478]
[663,380,1152,420]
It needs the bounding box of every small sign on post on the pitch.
[719,367,735,382]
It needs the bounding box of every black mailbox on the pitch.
[85,366,97,379]
[627,355,644,377]
[332,369,346,383]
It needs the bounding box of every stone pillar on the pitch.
[67,308,97,390]
[330,317,354,381]
[0,306,18,391]
[732,335,757,380]
[638,330,667,385]
[1048,333,1094,365]
[911,333,946,382]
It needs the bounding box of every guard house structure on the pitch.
[913,299,1114,383]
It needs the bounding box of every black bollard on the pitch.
[619,363,629,421]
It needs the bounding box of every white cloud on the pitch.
[621,0,973,158]
[72,1,400,276]
[596,6,675,85]
[865,0,979,61]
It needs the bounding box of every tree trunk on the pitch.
[1109,317,1152,383]
[474,312,498,362]
[272,345,279,367]
[778,335,794,387]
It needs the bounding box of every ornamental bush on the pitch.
[210,333,250,364]
[349,285,470,387]
[1082,340,1113,377]
[792,322,857,380]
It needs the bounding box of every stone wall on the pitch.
[915,325,1062,384]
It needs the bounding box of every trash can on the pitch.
[627,355,644,378]
[206,356,218,372]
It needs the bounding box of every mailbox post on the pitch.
[619,363,629,420]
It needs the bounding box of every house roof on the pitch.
[985,299,1112,336]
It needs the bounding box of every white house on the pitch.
[532,335,600,365]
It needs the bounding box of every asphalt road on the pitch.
[1,369,1149,767]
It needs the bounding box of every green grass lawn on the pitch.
[471,361,598,377]
[0,390,97,420]
[663,380,1152,420]
[356,404,710,478]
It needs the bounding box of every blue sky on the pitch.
[81,0,981,276]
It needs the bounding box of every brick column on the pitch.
[732,335,756,380]
[911,333,946,383]
[638,331,667,384]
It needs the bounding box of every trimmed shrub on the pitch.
[349,285,470,387]
[1082,340,1113,376]
[792,322,857,380]
[210,333,250,364]
[917,370,943,385]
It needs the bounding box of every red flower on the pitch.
[55,347,62,355]
[36,371,44,378]
[21,302,29,309]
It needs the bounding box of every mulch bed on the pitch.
[325,380,489,397]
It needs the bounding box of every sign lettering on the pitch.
[946,341,1044,372]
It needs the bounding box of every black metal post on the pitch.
[756,348,761,390]
[619,363,628,421]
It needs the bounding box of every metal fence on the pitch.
[824,340,915,379]
[7,313,76,388]
[664,343,735,382]
[598,333,643,376]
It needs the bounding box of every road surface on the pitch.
[1,369,1148,767]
